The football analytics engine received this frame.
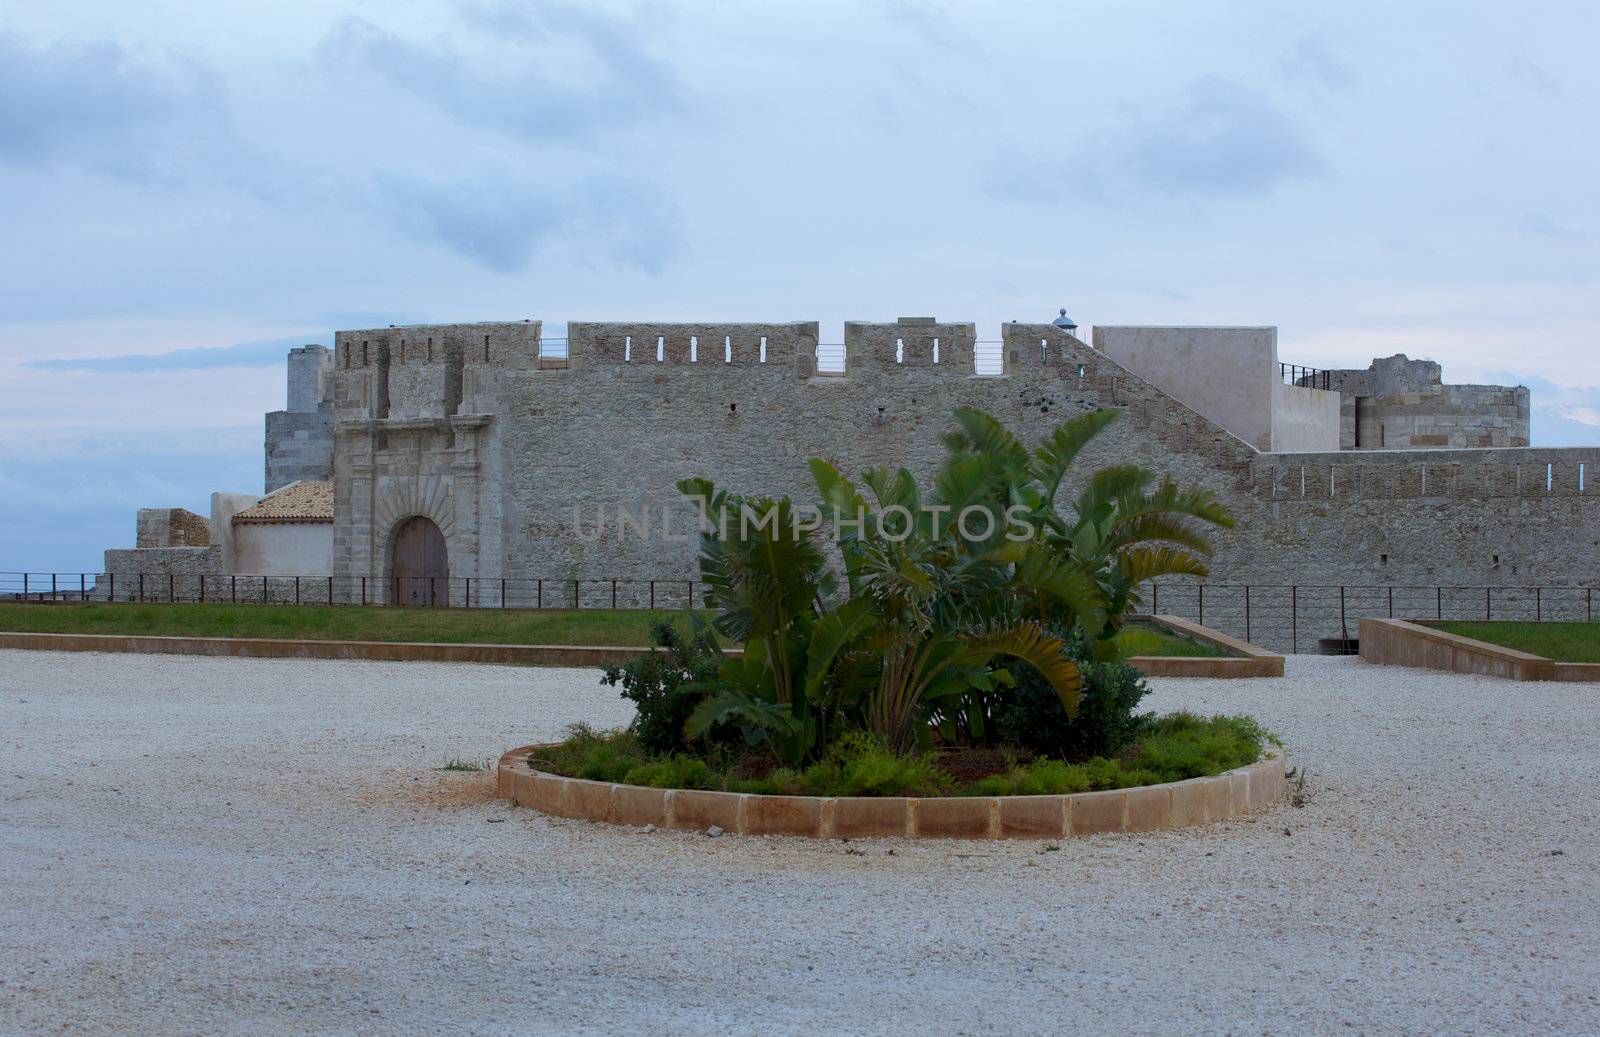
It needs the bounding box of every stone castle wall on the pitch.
[265,345,335,492]
[324,318,1600,642]
[135,508,211,548]
[1326,354,1529,450]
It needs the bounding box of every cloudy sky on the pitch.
[1,0,1596,571]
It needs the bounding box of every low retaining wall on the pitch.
[0,631,641,668]
[0,617,1286,678]
[496,744,1287,840]
[1125,614,1285,677]
[1359,618,1600,682]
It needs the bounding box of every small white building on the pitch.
[226,481,334,576]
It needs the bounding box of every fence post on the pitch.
[1198,584,1204,628]
[573,580,579,609]
[361,576,367,606]
[169,573,175,602]
[1536,586,1542,622]
[1290,585,1297,654]
[328,576,333,605]
[1590,587,1593,623]
[1436,586,1442,620]
[465,577,471,608]
[295,576,301,605]
[501,578,506,609]
[1151,583,1158,615]
[537,579,542,609]
[612,579,618,609]
[51,573,56,600]
[1486,586,1491,621]
[110,573,115,601]
[81,573,87,602]
[1244,585,1251,644]
[1339,586,1347,645]
[1387,586,1393,619]
[22,573,27,599]
[262,577,268,604]
[232,575,237,604]
[199,575,205,603]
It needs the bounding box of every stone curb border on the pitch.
[1125,614,1285,678]
[496,743,1287,839]
[0,615,1284,677]
[0,631,641,668]
[1359,618,1600,683]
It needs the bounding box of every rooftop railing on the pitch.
[1281,363,1331,390]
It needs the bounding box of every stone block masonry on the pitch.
[302,316,1600,649]
[1325,354,1529,450]
[265,344,335,492]
[136,508,211,548]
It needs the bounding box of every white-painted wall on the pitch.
[231,523,333,576]
[1094,327,1278,450]
[1270,382,1342,452]
[210,491,262,572]
[1093,326,1339,453]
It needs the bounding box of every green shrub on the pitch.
[730,733,954,797]
[1127,712,1268,779]
[602,621,722,755]
[963,714,1266,796]
[993,627,1153,761]
[528,724,647,782]
[529,715,1270,800]
[622,756,721,790]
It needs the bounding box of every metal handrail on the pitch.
[1280,363,1331,390]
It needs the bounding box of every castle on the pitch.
[106,314,1592,648]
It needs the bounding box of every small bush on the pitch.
[993,626,1154,761]
[963,714,1266,796]
[527,715,1269,800]
[622,756,721,790]
[602,621,722,755]
[1128,712,1268,779]
[727,734,953,797]
[528,724,646,783]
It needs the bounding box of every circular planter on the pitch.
[496,743,1287,839]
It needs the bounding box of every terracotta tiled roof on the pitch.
[232,481,334,524]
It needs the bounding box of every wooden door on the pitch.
[391,516,449,606]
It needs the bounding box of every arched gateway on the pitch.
[390,516,449,606]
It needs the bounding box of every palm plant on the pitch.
[937,406,1234,646]
[674,406,1232,760]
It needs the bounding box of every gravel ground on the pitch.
[2,650,1598,1036]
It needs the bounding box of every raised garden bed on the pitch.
[497,742,1286,839]
[1360,618,1600,682]
[1121,615,1284,678]
[1429,621,1600,663]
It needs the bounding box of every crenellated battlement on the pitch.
[567,321,819,369]
[332,321,542,423]
[842,319,977,372]
[333,321,542,371]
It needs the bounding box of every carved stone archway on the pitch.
[389,515,449,605]
[375,478,459,605]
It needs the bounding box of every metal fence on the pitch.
[1280,362,1331,390]
[3,571,1596,655]
[0,572,705,611]
[1142,583,1598,654]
